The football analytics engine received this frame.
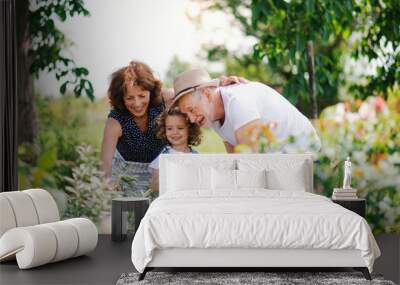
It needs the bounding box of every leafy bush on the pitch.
[18,95,111,218]
[63,145,116,224]
[64,145,116,223]
[18,95,85,190]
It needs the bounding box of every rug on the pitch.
[116,271,396,285]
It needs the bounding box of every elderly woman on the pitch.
[101,61,169,196]
[101,60,243,197]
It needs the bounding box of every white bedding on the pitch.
[131,190,380,273]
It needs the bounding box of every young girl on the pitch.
[149,107,202,193]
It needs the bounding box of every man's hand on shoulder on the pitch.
[161,88,175,109]
[219,75,249,86]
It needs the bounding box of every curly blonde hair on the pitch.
[156,107,202,147]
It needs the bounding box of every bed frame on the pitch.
[139,248,371,280]
[138,154,372,281]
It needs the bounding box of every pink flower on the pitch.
[374,97,386,113]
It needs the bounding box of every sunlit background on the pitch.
[18,0,399,242]
[35,0,256,97]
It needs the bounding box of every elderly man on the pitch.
[172,68,321,153]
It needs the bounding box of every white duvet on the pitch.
[131,190,380,273]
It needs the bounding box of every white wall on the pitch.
[34,0,254,98]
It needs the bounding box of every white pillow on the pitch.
[211,168,236,190]
[237,159,308,192]
[211,169,268,190]
[266,166,306,191]
[167,162,211,192]
[236,169,267,189]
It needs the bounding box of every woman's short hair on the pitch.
[108,61,162,113]
[155,107,202,147]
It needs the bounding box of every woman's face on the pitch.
[165,115,189,147]
[123,84,150,118]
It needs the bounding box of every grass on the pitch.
[77,97,109,149]
[194,128,226,153]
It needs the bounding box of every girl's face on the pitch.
[165,115,189,147]
[123,84,150,118]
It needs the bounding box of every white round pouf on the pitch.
[42,221,79,262]
[64,218,98,257]
[0,189,98,269]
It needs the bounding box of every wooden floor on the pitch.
[1,234,396,284]
[0,235,134,285]
[0,234,361,285]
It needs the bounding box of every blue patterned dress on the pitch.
[108,105,165,196]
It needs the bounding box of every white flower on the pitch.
[358,101,375,120]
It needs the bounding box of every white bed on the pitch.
[131,154,380,280]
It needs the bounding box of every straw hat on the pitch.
[172,69,219,105]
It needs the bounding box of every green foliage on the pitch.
[18,95,88,192]
[63,145,115,224]
[201,0,400,116]
[18,144,60,190]
[17,95,119,222]
[112,167,137,194]
[205,45,279,88]
[350,0,400,98]
[29,0,94,99]
[164,56,193,87]
[17,94,91,214]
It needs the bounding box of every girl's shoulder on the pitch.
[159,146,199,155]
[160,146,171,154]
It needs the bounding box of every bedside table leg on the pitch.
[112,202,123,242]
[121,211,127,238]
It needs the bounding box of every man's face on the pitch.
[178,90,212,128]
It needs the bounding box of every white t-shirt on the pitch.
[211,82,321,152]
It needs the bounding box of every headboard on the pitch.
[159,153,314,195]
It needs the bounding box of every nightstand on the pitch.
[332,198,366,218]
[111,197,150,242]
